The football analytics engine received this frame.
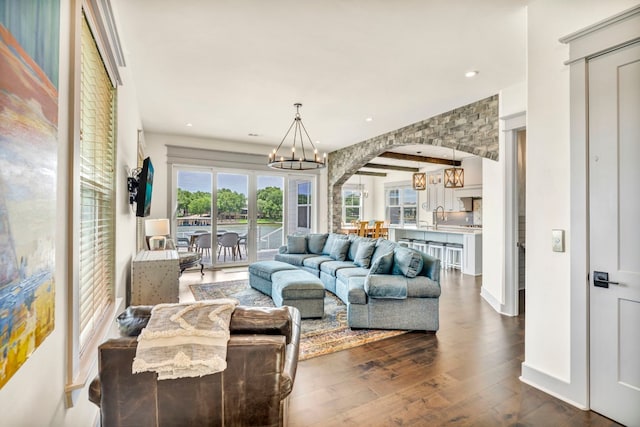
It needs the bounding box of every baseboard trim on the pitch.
[520,362,588,410]
[480,286,510,315]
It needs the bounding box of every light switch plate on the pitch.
[552,229,564,252]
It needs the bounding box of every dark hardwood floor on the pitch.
[287,270,620,427]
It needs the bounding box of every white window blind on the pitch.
[78,13,116,352]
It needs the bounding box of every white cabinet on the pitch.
[462,233,482,276]
[131,250,180,305]
[443,187,455,211]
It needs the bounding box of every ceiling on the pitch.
[111,0,527,165]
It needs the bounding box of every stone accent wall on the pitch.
[327,94,499,232]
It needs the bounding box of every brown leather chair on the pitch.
[89,305,301,427]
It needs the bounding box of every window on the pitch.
[297,182,311,229]
[342,187,362,223]
[78,13,116,352]
[386,185,417,227]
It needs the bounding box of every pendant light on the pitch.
[443,148,464,188]
[267,103,326,170]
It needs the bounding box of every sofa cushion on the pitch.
[353,241,376,268]
[320,260,357,276]
[302,255,333,270]
[249,260,300,280]
[392,246,424,278]
[307,233,329,254]
[365,274,408,299]
[336,266,369,282]
[371,238,397,265]
[369,250,394,274]
[287,235,307,254]
[330,239,350,261]
[322,233,348,255]
[274,253,315,267]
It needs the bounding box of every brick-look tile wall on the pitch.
[327,94,499,232]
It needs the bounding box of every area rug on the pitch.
[190,280,407,361]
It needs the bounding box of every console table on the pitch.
[131,250,180,305]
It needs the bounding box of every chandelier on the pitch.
[268,103,326,170]
[443,148,464,188]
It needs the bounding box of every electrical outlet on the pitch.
[552,229,564,252]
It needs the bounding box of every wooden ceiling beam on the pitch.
[354,171,387,177]
[378,151,461,166]
[363,163,419,172]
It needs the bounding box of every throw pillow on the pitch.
[392,246,424,278]
[330,239,350,261]
[371,238,396,265]
[307,233,329,254]
[287,235,307,254]
[322,233,347,255]
[354,241,376,268]
[369,250,394,274]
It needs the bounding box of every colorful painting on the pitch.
[0,0,59,389]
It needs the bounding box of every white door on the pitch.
[589,42,640,427]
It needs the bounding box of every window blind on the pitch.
[78,13,116,352]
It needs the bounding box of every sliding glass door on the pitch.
[174,167,290,268]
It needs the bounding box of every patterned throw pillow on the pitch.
[330,239,350,261]
[369,251,394,274]
[287,235,307,254]
[353,241,376,268]
[391,246,424,278]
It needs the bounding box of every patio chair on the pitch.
[195,233,212,257]
[218,232,239,261]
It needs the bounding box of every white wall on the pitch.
[522,0,638,406]
[0,1,142,425]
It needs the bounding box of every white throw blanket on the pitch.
[132,299,238,380]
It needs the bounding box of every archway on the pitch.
[326,94,500,231]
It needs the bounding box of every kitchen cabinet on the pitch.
[425,171,456,211]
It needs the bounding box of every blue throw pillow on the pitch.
[369,250,394,274]
[307,233,329,254]
[354,241,376,268]
[392,246,424,278]
[330,239,350,261]
[323,233,347,255]
[287,235,307,254]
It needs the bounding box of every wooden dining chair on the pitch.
[358,221,369,237]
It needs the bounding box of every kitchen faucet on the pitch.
[434,205,445,228]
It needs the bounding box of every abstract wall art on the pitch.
[0,0,59,389]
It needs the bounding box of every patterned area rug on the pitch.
[190,280,407,361]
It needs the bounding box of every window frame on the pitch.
[65,1,122,406]
[385,183,418,227]
[342,184,363,224]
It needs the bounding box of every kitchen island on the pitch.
[390,226,482,276]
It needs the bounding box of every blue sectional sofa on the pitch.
[274,233,441,331]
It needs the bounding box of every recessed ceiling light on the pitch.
[186,123,193,127]
[465,70,479,78]
[365,117,373,122]
[248,133,259,137]
[315,140,321,145]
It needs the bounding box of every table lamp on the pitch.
[145,219,170,250]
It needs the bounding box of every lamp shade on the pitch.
[145,218,170,237]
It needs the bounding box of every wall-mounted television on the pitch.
[135,157,154,217]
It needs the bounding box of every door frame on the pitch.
[503,112,526,317]
[563,4,640,410]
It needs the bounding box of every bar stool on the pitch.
[411,239,429,253]
[445,243,463,270]
[398,238,413,248]
[427,241,445,268]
